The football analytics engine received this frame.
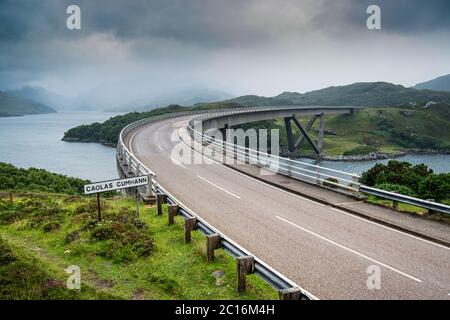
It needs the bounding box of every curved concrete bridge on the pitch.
[117,106,450,300]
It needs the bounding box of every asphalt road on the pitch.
[127,116,450,300]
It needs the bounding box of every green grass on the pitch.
[0,237,116,299]
[365,195,450,224]
[0,193,277,300]
[266,106,450,157]
[365,195,426,214]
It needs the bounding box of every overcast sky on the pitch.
[1,0,450,99]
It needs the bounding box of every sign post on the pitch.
[135,187,141,217]
[97,193,101,222]
[84,175,150,220]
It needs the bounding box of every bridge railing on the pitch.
[359,185,450,215]
[186,108,361,192]
[118,105,349,184]
[186,108,450,215]
[117,108,317,300]
[117,106,449,299]
[188,127,360,191]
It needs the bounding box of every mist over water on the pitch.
[0,112,122,181]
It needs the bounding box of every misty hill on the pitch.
[0,91,56,117]
[8,86,72,110]
[225,82,450,107]
[109,88,234,112]
[414,74,450,92]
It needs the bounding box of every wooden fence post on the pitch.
[168,204,179,225]
[237,256,255,293]
[278,287,302,300]
[184,217,198,243]
[393,200,399,209]
[206,233,221,262]
[156,193,166,216]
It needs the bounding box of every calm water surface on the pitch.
[298,154,450,174]
[0,112,449,182]
[0,112,122,181]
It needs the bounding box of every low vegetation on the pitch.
[0,237,115,299]
[360,160,450,205]
[67,103,450,158]
[234,105,450,157]
[0,193,277,300]
[62,82,450,158]
[0,165,276,300]
[225,82,450,107]
[0,162,89,195]
[342,145,378,156]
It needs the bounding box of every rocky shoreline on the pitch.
[61,137,116,147]
[322,152,404,161]
[295,149,450,162]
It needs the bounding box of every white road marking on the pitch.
[275,215,423,283]
[155,181,319,300]
[171,157,186,168]
[176,129,324,206]
[197,175,241,199]
[157,144,163,151]
[129,127,144,155]
[330,207,450,251]
[177,129,450,252]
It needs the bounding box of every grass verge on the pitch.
[0,193,277,300]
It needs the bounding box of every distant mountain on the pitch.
[0,91,56,117]
[7,84,234,112]
[109,88,234,112]
[225,82,450,107]
[414,74,450,92]
[8,86,72,110]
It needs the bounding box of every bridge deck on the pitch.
[227,163,450,245]
[123,115,450,300]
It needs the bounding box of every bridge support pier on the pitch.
[317,114,325,158]
[284,117,295,153]
[220,127,227,163]
[284,114,324,159]
[206,233,221,262]
[127,157,134,174]
[237,256,255,293]
[121,153,127,167]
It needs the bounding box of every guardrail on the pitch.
[187,108,361,191]
[117,107,449,299]
[186,108,450,215]
[188,124,360,191]
[360,185,450,215]
[117,109,317,300]
[154,183,315,298]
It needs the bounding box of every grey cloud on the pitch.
[4,0,449,48]
[0,0,449,97]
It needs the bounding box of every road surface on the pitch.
[126,116,450,299]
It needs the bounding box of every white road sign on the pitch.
[84,175,149,195]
